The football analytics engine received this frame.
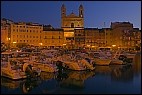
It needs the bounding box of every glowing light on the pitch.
[63,44,66,46]
[13,42,17,43]
[39,43,43,45]
[112,45,116,47]
[87,45,90,47]
[7,38,10,40]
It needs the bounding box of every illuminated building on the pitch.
[10,22,43,47]
[61,4,84,49]
[84,28,100,49]
[111,22,141,50]
[42,25,64,48]
[74,29,85,49]
[1,18,13,48]
[104,28,113,47]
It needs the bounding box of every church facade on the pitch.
[61,4,84,49]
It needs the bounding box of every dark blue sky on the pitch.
[1,1,141,29]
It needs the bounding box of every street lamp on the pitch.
[13,42,17,48]
[112,45,116,51]
[39,43,43,47]
[13,42,17,43]
[7,38,11,50]
[63,44,66,49]
[87,45,91,50]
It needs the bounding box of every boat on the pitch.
[31,62,58,73]
[94,57,112,65]
[110,59,124,65]
[27,54,58,73]
[1,52,41,80]
[56,54,95,71]
[1,52,27,80]
[1,60,27,80]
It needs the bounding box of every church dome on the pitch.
[66,11,78,18]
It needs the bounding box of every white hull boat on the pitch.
[94,58,111,65]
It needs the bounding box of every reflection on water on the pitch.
[1,53,141,94]
[57,70,95,89]
[1,77,25,89]
[133,52,141,75]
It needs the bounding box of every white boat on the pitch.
[1,60,27,80]
[1,52,41,79]
[63,61,85,71]
[94,57,111,65]
[31,62,58,73]
[1,52,26,79]
[27,54,58,73]
[79,59,95,70]
[56,54,93,71]
[110,59,124,65]
[125,53,136,59]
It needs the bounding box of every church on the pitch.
[61,4,84,49]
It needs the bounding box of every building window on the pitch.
[27,30,28,32]
[27,35,28,38]
[17,35,18,38]
[71,23,74,28]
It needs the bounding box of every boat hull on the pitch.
[94,58,111,65]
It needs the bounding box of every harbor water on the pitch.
[1,53,141,94]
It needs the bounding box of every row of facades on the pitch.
[1,4,141,50]
[1,18,141,50]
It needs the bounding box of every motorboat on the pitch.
[1,52,41,79]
